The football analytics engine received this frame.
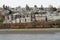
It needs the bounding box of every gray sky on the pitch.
[0,0,60,7]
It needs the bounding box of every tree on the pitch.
[8,10,12,14]
[34,5,37,9]
[53,7,57,11]
[3,4,6,9]
[48,5,57,12]
[40,5,44,10]
[26,4,30,10]
[49,5,53,11]
[3,5,9,10]
[34,12,39,14]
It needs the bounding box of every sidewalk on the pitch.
[0,28,60,31]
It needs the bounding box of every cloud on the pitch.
[0,0,60,7]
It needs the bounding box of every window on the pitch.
[22,16,25,18]
[11,15,13,20]
[7,16,9,20]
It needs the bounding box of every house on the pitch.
[47,11,60,21]
[3,11,32,23]
[3,7,48,24]
[3,13,20,23]
[34,10,47,21]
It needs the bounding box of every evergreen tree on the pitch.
[34,5,37,8]
[40,5,44,10]
[26,4,30,10]
[3,4,6,9]
[34,5,37,9]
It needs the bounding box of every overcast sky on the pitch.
[0,0,60,8]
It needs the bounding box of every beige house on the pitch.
[34,11,47,21]
[35,16,46,21]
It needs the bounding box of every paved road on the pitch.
[0,28,60,34]
[0,28,60,40]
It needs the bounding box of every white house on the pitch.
[47,11,60,21]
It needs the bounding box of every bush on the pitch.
[0,20,3,22]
